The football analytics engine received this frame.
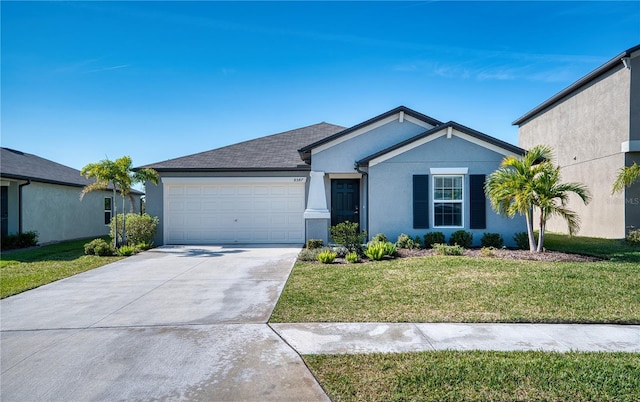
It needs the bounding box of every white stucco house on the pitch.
[140,106,527,246]
[0,148,142,244]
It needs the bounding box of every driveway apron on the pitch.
[1,245,329,401]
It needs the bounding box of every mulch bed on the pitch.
[395,248,602,262]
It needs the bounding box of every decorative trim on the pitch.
[161,177,306,184]
[369,131,446,167]
[328,173,362,179]
[430,167,468,175]
[622,141,640,152]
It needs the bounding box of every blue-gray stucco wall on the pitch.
[367,135,526,246]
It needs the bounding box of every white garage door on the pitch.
[163,177,306,244]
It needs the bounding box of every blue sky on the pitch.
[2,1,639,172]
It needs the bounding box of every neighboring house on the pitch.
[0,148,142,244]
[141,106,527,246]
[514,44,640,239]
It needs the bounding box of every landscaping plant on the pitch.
[0,231,38,251]
[449,230,473,248]
[317,249,337,264]
[396,233,421,249]
[423,232,445,248]
[345,252,360,263]
[329,221,367,254]
[365,241,397,260]
[84,238,115,256]
[432,243,465,256]
[481,232,504,248]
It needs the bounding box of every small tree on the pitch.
[81,156,158,247]
[485,145,590,252]
[329,221,367,255]
[612,162,640,194]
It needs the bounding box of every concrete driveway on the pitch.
[1,245,329,401]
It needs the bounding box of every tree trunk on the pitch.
[525,209,537,252]
[112,187,118,248]
[122,196,127,246]
[537,213,546,252]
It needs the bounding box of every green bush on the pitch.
[396,233,421,249]
[626,227,640,245]
[449,230,473,248]
[84,238,114,256]
[513,232,530,250]
[1,231,39,251]
[117,245,137,256]
[317,249,337,264]
[306,239,324,249]
[372,233,388,243]
[365,241,397,261]
[110,213,159,246]
[331,246,348,258]
[329,221,367,254]
[424,232,446,248]
[433,243,465,256]
[345,252,360,263]
[298,248,320,261]
[135,242,154,251]
[481,233,504,248]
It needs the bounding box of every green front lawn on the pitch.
[0,238,123,298]
[305,351,640,402]
[271,249,640,323]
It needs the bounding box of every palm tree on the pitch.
[612,162,640,194]
[531,163,591,252]
[81,156,158,247]
[485,145,553,252]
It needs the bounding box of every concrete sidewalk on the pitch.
[272,322,640,355]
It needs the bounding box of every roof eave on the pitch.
[153,166,311,173]
[513,44,640,126]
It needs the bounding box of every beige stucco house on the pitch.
[514,44,640,239]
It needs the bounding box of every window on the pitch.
[104,197,112,225]
[433,175,463,227]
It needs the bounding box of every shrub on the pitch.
[424,232,446,249]
[449,230,473,248]
[306,239,324,249]
[331,246,348,258]
[0,231,39,251]
[481,233,504,248]
[626,226,640,245]
[513,232,529,250]
[298,248,320,261]
[84,238,115,256]
[432,243,465,256]
[135,242,154,251]
[317,249,337,264]
[117,245,137,256]
[329,221,367,254]
[110,213,159,246]
[365,241,397,261]
[372,233,388,243]
[481,246,497,257]
[396,233,421,249]
[345,252,360,263]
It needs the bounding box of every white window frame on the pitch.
[432,174,464,228]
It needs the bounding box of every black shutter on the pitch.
[413,175,429,229]
[470,174,486,229]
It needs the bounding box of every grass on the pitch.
[0,237,123,298]
[270,256,640,324]
[543,232,640,262]
[304,351,640,402]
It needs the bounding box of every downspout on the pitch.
[354,162,369,240]
[18,180,31,233]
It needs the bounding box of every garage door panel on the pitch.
[165,179,306,244]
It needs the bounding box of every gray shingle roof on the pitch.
[139,122,346,171]
[0,148,143,194]
[0,147,95,187]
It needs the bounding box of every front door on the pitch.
[331,179,360,226]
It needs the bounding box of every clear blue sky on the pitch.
[2,1,639,171]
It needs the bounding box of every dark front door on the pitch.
[331,179,360,226]
[1,186,8,237]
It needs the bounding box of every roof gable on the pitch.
[513,44,640,126]
[298,106,442,163]
[139,122,345,171]
[357,121,525,167]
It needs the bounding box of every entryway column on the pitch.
[304,171,330,243]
